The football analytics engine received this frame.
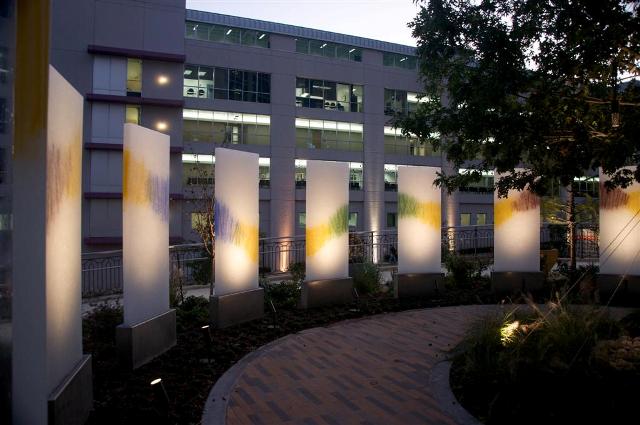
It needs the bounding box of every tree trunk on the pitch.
[567,184,577,272]
[210,257,214,297]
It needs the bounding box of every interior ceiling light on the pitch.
[226,29,232,35]
[184,69,192,76]
[320,43,327,48]
[258,33,266,40]
[349,48,355,53]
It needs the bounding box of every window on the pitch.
[298,212,306,228]
[295,38,362,62]
[349,212,358,228]
[458,169,494,193]
[296,77,363,112]
[182,154,215,186]
[182,154,271,187]
[125,105,140,125]
[383,127,439,157]
[349,163,363,191]
[384,164,398,192]
[387,212,397,228]
[259,158,270,188]
[460,213,471,226]
[476,213,487,226]
[295,118,363,152]
[383,52,417,70]
[295,160,307,188]
[183,109,270,146]
[126,58,142,96]
[185,65,270,103]
[183,65,213,99]
[295,160,362,190]
[384,89,426,115]
[574,176,599,198]
[185,21,269,48]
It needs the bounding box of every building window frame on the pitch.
[295,38,362,62]
[184,65,270,104]
[383,126,439,157]
[126,58,142,97]
[383,52,417,70]
[185,21,270,48]
[384,164,398,192]
[295,118,363,152]
[296,77,363,112]
[294,159,363,190]
[183,109,271,146]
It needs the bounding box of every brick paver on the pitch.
[216,305,502,425]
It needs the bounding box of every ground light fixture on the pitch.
[150,378,170,418]
[201,324,213,346]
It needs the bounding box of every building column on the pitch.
[268,72,297,271]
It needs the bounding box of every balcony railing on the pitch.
[81,223,599,298]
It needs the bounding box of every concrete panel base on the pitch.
[300,278,354,309]
[597,274,640,296]
[210,288,264,329]
[394,273,444,298]
[491,271,545,294]
[116,309,176,370]
[48,354,93,425]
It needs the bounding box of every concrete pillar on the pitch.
[362,83,385,235]
[269,72,296,251]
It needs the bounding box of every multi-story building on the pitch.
[46,0,495,252]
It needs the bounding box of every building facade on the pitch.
[47,0,494,252]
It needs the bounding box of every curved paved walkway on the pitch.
[203,305,505,425]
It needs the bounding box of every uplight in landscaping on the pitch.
[500,321,520,346]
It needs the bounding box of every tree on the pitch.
[184,156,215,295]
[401,0,640,270]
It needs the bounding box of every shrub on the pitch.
[349,233,366,263]
[82,303,123,353]
[352,261,380,295]
[444,253,488,289]
[264,280,301,310]
[190,250,212,285]
[176,296,209,331]
[288,262,305,284]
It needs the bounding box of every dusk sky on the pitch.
[185,0,421,46]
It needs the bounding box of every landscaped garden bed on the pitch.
[450,303,640,425]
[84,282,499,424]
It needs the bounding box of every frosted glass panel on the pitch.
[493,170,540,272]
[306,161,349,281]
[397,166,441,274]
[214,148,259,296]
[599,167,640,276]
[123,124,170,326]
[45,66,84,391]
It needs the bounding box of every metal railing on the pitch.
[81,223,599,298]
